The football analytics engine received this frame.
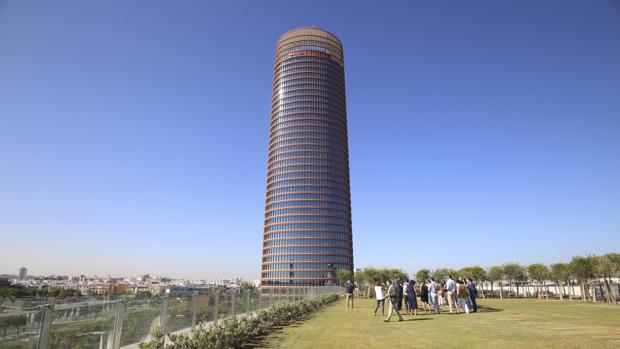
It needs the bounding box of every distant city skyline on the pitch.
[1,0,619,279]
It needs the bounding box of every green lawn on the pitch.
[257,298,620,349]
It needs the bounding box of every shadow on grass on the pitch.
[476,305,504,313]
[402,317,433,322]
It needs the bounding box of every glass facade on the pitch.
[261,27,353,287]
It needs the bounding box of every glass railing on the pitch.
[0,286,343,349]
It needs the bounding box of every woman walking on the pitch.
[420,279,430,313]
[374,282,385,317]
[407,280,418,315]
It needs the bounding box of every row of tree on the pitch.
[344,253,619,304]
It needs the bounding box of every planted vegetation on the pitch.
[139,294,339,349]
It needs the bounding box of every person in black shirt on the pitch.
[420,280,430,313]
[396,277,404,311]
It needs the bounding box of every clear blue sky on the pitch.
[1,0,619,280]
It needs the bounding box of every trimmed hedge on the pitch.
[139,294,339,349]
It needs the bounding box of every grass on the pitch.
[256,298,620,349]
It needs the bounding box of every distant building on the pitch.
[148,279,166,295]
[18,267,27,280]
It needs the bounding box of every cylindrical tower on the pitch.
[261,27,353,287]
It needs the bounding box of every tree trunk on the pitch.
[582,282,588,302]
[545,284,549,300]
[499,284,503,300]
[516,282,519,297]
[591,283,597,303]
[480,281,485,299]
[603,278,613,303]
[598,282,605,303]
[558,284,563,301]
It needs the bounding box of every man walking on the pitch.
[345,280,355,308]
[445,275,459,314]
[384,279,404,322]
[467,278,478,312]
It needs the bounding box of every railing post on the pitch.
[244,289,250,314]
[37,297,55,349]
[212,290,220,323]
[270,288,275,307]
[258,289,262,309]
[112,297,126,349]
[160,295,168,334]
[231,289,236,317]
[191,292,198,331]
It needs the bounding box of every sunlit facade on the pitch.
[261,27,353,287]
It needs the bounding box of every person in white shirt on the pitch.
[373,282,385,316]
[428,278,440,314]
[445,275,459,314]
[403,279,409,312]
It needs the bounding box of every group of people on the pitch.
[419,276,478,316]
[351,275,478,322]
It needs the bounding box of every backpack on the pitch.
[458,284,468,298]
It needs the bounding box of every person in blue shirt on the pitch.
[466,278,478,312]
[345,280,355,308]
[407,280,418,316]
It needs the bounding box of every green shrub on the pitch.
[139,294,339,349]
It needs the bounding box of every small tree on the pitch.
[458,267,473,280]
[356,267,384,297]
[488,266,504,299]
[468,266,488,298]
[570,255,596,302]
[9,315,27,335]
[433,268,457,283]
[550,263,570,301]
[602,253,620,304]
[0,317,10,336]
[595,255,615,304]
[382,268,409,282]
[502,263,527,297]
[527,263,550,299]
[336,269,353,287]
[415,269,431,283]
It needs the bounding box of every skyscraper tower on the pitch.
[18,267,27,280]
[261,27,353,287]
